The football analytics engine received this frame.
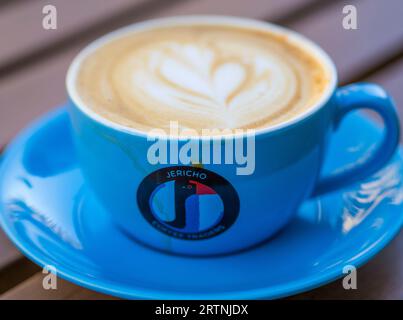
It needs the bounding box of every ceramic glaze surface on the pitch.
[0,108,402,299]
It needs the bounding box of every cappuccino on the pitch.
[73,21,331,134]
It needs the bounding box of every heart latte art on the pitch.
[75,25,330,133]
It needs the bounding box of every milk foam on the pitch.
[75,25,329,133]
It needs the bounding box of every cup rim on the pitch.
[66,15,338,139]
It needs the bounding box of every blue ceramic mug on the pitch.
[67,16,400,256]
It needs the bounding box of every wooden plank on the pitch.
[288,0,403,84]
[153,0,318,20]
[67,287,116,300]
[366,57,403,123]
[0,0,26,10]
[0,47,74,144]
[0,230,20,268]
[0,0,161,71]
[0,143,21,275]
[0,259,40,294]
[0,272,114,300]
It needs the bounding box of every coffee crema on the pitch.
[74,24,330,134]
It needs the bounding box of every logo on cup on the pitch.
[137,166,239,240]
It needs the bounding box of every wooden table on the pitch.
[0,0,402,300]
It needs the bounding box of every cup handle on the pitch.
[312,83,400,197]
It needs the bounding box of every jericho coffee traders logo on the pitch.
[137,166,239,240]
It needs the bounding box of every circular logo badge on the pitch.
[137,166,239,240]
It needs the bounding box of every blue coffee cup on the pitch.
[67,16,400,256]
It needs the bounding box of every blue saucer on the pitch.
[1,107,402,299]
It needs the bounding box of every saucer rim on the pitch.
[0,107,402,300]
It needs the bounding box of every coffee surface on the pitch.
[75,24,330,133]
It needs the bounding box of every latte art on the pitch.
[127,42,296,128]
[75,24,330,133]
